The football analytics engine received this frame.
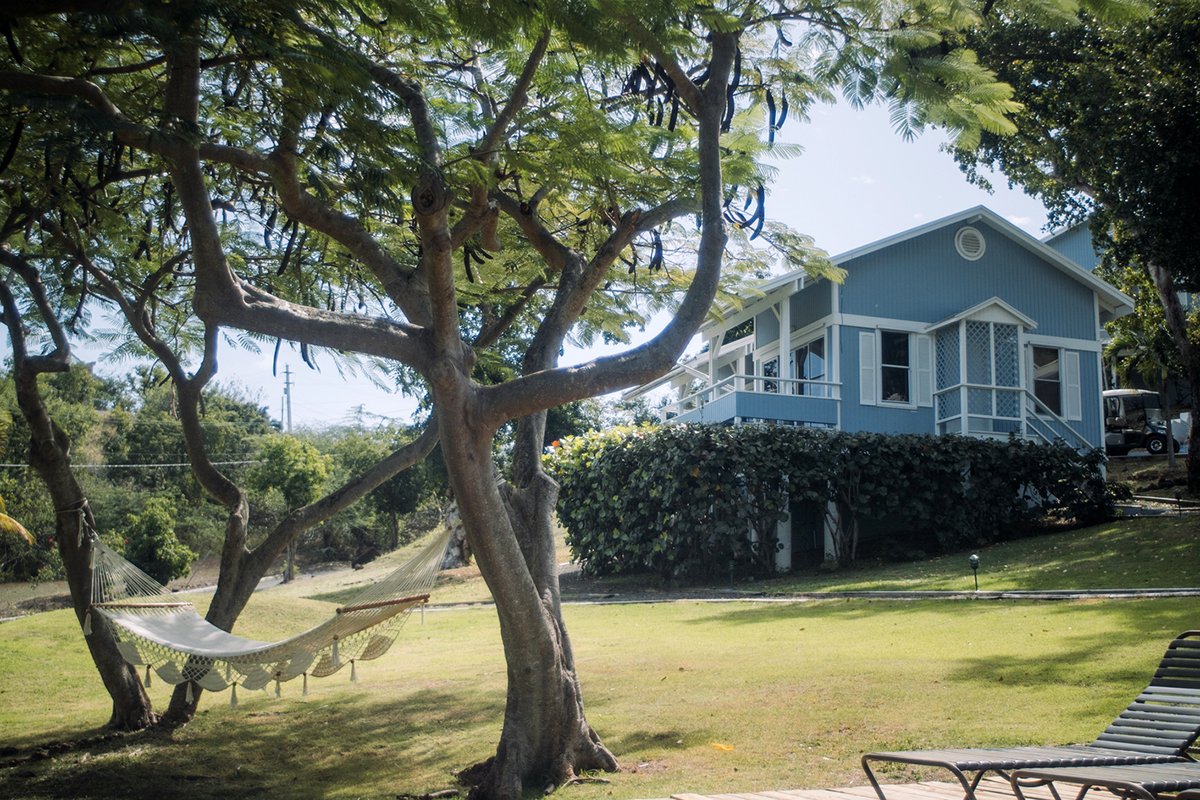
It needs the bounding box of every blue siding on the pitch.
[1074,350,1104,447]
[838,220,1098,340]
[732,393,839,425]
[755,308,779,348]
[1044,224,1101,271]
[789,281,832,329]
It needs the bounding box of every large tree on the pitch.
[0,90,439,726]
[0,1,1029,796]
[956,0,1200,486]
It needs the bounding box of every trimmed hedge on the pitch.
[545,424,1116,580]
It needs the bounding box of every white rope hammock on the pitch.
[85,529,450,705]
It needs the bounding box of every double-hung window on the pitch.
[880,331,910,403]
[860,329,932,407]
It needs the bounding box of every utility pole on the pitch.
[282,365,294,433]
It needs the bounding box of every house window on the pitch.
[761,356,779,393]
[880,331,910,403]
[1033,346,1061,415]
[793,336,826,397]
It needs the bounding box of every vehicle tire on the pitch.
[1146,435,1168,455]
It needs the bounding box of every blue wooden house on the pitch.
[629,207,1133,569]
[634,206,1133,451]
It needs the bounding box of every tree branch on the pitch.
[249,415,441,577]
[609,12,704,113]
[0,247,72,374]
[478,30,738,422]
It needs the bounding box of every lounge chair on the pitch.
[862,630,1200,800]
[1011,761,1200,800]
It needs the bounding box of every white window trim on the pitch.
[859,329,934,408]
[1028,345,1083,421]
[879,330,914,406]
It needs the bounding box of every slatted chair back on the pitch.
[1093,630,1200,757]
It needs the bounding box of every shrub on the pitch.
[122,496,196,584]
[546,425,1116,578]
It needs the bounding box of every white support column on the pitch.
[959,319,969,435]
[1020,335,1029,440]
[775,512,792,572]
[708,334,720,402]
[779,296,792,392]
[823,502,839,563]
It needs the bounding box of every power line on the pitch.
[0,460,261,470]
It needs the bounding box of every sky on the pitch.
[18,100,1055,429]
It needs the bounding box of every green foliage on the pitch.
[1101,263,1197,397]
[958,0,1200,286]
[247,435,332,510]
[121,496,197,584]
[310,426,435,557]
[547,425,1115,578]
[0,495,33,545]
[101,373,274,497]
[0,368,117,466]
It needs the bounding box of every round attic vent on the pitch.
[955,226,986,261]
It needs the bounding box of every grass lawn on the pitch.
[0,517,1197,800]
[759,515,1200,593]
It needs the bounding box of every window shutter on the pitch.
[859,331,877,406]
[915,334,933,407]
[1064,351,1082,420]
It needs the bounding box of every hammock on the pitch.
[85,529,450,704]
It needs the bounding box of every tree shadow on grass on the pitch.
[0,688,504,800]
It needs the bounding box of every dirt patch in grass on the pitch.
[0,580,71,619]
[1107,457,1193,497]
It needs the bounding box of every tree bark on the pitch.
[0,265,156,730]
[1147,261,1200,490]
[30,423,157,730]
[436,392,616,800]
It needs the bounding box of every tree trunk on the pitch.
[1162,376,1177,470]
[1,265,156,729]
[1148,261,1200,490]
[21,388,156,730]
[161,493,258,724]
[438,396,615,800]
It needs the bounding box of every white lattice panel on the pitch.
[935,327,959,389]
[966,320,992,385]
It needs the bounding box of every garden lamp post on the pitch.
[969,553,980,591]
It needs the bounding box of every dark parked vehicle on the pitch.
[1103,389,1180,456]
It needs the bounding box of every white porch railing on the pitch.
[665,373,841,420]
[934,382,1093,450]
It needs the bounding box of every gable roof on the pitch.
[706,206,1131,338]
[831,206,1129,312]
[925,296,1038,333]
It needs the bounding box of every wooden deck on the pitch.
[662,776,1062,800]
